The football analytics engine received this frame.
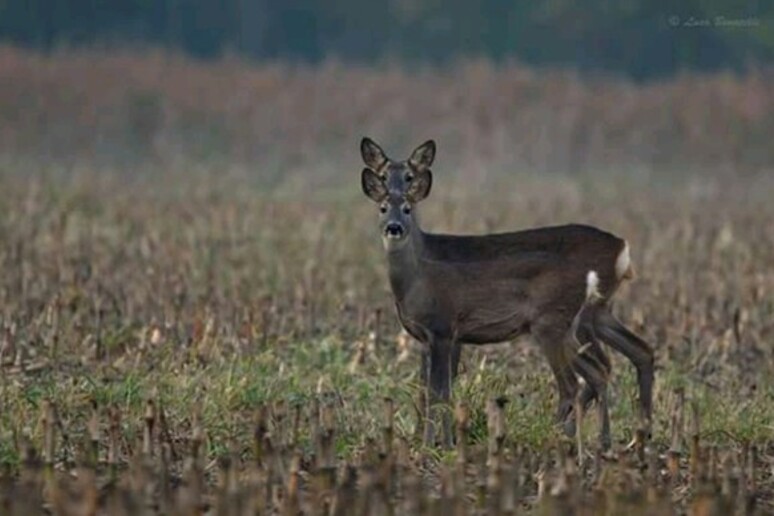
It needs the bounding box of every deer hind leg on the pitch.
[576,342,610,409]
[573,302,612,409]
[594,308,654,435]
[572,341,612,450]
[565,338,611,442]
[551,302,613,448]
[533,323,580,437]
[451,341,462,380]
[560,272,614,445]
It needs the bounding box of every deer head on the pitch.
[360,137,435,250]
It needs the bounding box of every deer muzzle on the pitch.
[384,222,405,239]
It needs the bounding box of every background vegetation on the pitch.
[0,0,773,79]
[1,47,773,180]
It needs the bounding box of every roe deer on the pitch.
[359,137,654,449]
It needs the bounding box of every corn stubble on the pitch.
[0,392,767,514]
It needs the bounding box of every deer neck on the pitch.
[386,225,425,303]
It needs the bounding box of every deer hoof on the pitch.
[561,417,577,438]
[556,400,576,437]
[556,399,573,421]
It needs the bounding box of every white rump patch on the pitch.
[586,270,601,300]
[615,240,632,280]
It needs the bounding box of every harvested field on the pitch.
[0,48,773,514]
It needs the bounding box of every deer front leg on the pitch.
[415,346,429,441]
[423,338,454,449]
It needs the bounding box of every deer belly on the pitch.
[456,307,530,344]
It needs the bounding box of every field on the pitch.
[0,48,773,514]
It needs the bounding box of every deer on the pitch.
[359,137,654,449]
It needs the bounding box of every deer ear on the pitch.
[406,170,432,203]
[361,168,388,202]
[361,137,387,170]
[408,140,436,172]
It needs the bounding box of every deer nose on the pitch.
[385,223,404,237]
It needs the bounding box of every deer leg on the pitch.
[424,338,454,449]
[565,340,610,437]
[574,318,612,414]
[595,309,654,434]
[573,345,611,450]
[451,341,463,380]
[415,346,430,441]
[533,324,580,437]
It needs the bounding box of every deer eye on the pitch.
[405,172,414,182]
[379,204,388,214]
[402,204,411,215]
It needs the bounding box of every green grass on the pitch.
[3,326,773,467]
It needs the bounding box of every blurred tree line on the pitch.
[0,0,771,79]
